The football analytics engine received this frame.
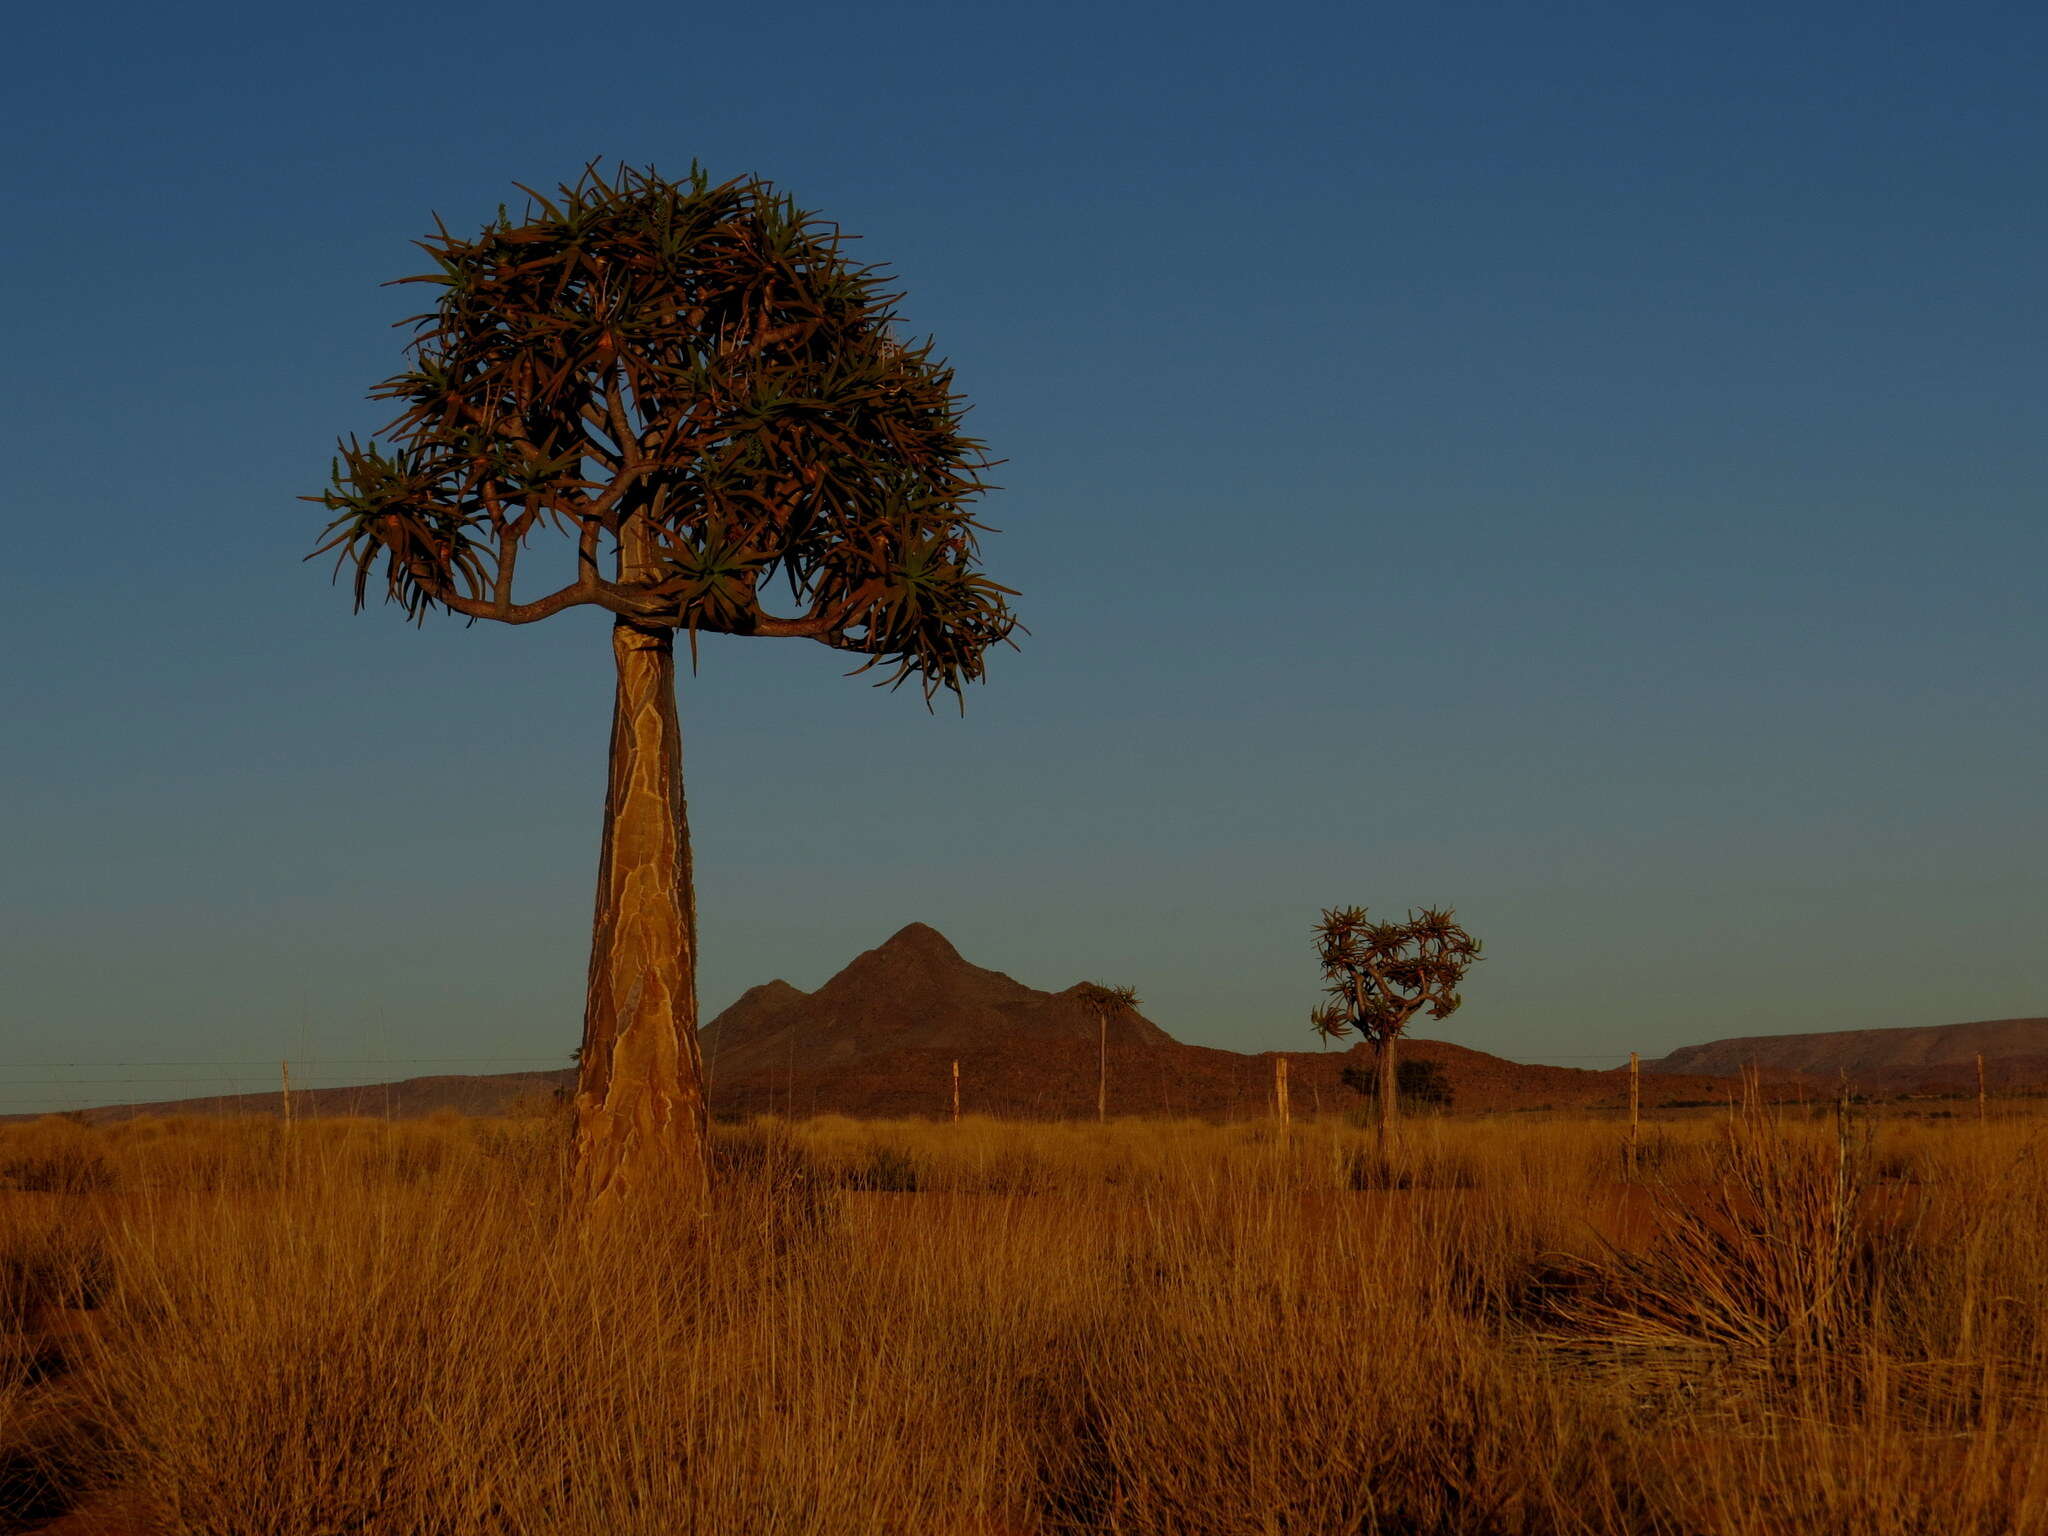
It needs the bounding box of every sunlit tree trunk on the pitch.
[572,617,710,1219]
[1376,1031,1397,1153]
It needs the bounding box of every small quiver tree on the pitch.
[313,164,1016,1221]
[1074,982,1140,1124]
[1309,906,1479,1149]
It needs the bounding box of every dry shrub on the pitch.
[0,1214,109,1331]
[0,1118,116,1196]
[1521,1105,2048,1533]
[1343,1148,1479,1191]
[1534,1107,1883,1356]
[0,1183,115,1524]
[1025,1185,1634,1536]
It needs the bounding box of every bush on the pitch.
[1340,1057,1454,1110]
[845,1144,923,1193]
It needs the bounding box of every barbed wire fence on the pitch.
[0,1050,1653,1117]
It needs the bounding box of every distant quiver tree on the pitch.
[1074,982,1140,1123]
[313,164,1016,1218]
[1310,906,1480,1148]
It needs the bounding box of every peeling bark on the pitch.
[572,618,710,1219]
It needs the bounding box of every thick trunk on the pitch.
[572,619,710,1218]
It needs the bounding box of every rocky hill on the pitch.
[700,923,1173,1085]
[1647,1017,2048,1095]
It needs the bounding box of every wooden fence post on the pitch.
[1626,1051,1640,1179]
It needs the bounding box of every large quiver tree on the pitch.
[314,164,1015,1218]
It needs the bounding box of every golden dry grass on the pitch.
[2,1104,2046,1534]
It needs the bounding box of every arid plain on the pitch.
[7,934,2048,1535]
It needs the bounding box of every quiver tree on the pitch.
[1074,982,1139,1124]
[313,164,1016,1218]
[1309,906,1479,1148]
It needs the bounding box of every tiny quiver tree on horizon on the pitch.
[1310,906,1480,1150]
[1074,982,1140,1124]
[312,164,1016,1219]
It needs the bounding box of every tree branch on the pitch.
[493,523,519,609]
[1360,958,1421,1038]
[605,372,640,469]
[752,610,848,639]
[578,403,624,472]
[437,577,658,626]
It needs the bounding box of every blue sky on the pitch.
[3,0,2042,1111]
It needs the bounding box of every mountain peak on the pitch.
[874,922,963,961]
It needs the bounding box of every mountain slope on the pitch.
[1648,1017,2048,1092]
[25,1071,575,1124]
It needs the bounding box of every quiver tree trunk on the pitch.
[1097,1015,1107,1124]
[573,619,711,1219]
[1376,1031,1398,1150]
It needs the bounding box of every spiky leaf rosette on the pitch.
[313,162,1016,700]
[1308,905,1481,1044]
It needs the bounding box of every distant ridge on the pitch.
[35,922,1748,1124]
[15,1071,575,1125]
[692,923,1728,1119]
[1647,1017,2048,1095]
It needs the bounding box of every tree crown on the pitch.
[313,162,1016,700]
[1309,905,1480,1045]
[1075,982,1141,1018]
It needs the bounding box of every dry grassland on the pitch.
[2,1104,2045,1534]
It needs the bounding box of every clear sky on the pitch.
[4,0,2043,1112]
